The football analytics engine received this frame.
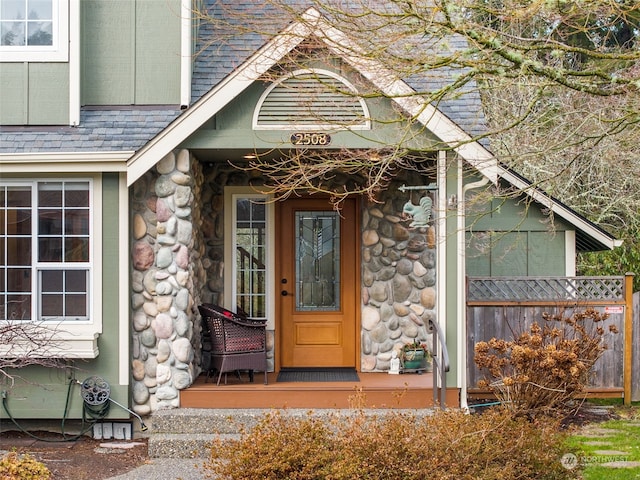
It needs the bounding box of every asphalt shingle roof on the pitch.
[0,107,181,154]
[2,0,485,155]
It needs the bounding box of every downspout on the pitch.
[457,160,490,411]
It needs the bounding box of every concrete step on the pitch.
[147,408,436,458]
[148,432,239,459]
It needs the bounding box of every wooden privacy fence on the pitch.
[466,274,635,405]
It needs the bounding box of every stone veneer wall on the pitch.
[360,182,437,372]
[130,150,206,414]
[199,162,275,372]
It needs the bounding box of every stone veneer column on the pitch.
[130,149,206,414]
[360,188,437,372]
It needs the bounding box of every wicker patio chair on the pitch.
[198,304,268,386]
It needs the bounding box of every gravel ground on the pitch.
[105,458,208,480]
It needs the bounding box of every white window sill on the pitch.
[0,332,99,359]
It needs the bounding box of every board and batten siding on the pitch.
[465,189,570,277]
[0,62,69,125]
[81,0,181,106]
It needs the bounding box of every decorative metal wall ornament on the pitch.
[403,195,433,228]
[398,183,437,228]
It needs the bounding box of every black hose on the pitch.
[1,380,108,443]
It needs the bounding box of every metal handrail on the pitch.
[427,317,450,408]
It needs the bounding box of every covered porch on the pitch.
[180,371,459,409]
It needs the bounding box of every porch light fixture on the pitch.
[243,153,258,159]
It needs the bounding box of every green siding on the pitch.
[0,173,128,419]
[28,63,69,123]
[465,181,569,277]
[134,0,181,104]
[0,62,68,125]
[82,0,181,105]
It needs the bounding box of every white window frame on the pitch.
[0,0,69,62]
[0,176,102,358]
[223,187,275,330]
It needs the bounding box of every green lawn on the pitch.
[567,412,640,480]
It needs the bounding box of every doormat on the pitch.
[276,368,359,383]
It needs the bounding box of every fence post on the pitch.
[624,273,635,406]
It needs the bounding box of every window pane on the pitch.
[0,21,24,45]
[39,237,61,261]
[1,1,26,20]
[6,294,30,320]
[65,270,86,292]
[38,209,61,234]
[41,269,62,290]
[65,183,89,207]
[40,269,88,319]
[7,267,30,292]
[295,211,340,311]
[65,237,88,262]
[0,268,4,290]
[7,186,31,207]
[28,0,52,20]
[6,208,31,235]
[38,183,62,207]
[7,237,31,265]
[41,293,63,316]
[235,197,267,318]
[65,294,87,316]
[64,209,89,235]
[27,20,51,45]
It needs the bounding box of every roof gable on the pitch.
[127,6,618,250]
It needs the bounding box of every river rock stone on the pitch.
[154,313,174,339]
[133,381,150,404]
[155,386,178,400]
[173,337,193,363]
[157,339,171,363]
[391,274,412,302]
[140,328,156,348]
[133,242,154,271]
[156,364,171,384]
[157,151,176,174]
[363,229,379,246]
[176,149,190,172]
[133,312,150,332]
[420,288,436,309]
[173,370,192,390]
[362,306,381,330]
[132,360,145,381]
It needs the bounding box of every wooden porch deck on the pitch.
[181,371,459,409]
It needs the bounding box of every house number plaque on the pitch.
[290,132,331,146]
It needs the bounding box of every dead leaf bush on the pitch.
[203,407,577,479]
[474,308,618,418]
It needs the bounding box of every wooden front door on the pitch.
[277,198,357,367]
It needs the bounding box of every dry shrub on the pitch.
[203,407,577,480]
[474,308,618,418]
[0,451,51,480]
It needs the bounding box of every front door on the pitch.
[277,198,357,368]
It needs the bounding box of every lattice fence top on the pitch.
[467,276,625,302]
